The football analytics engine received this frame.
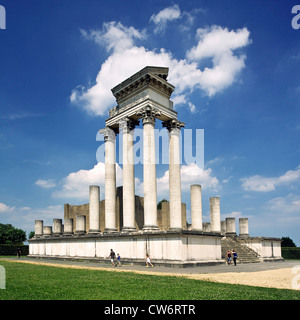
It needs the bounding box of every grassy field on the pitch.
[0,259,299,300]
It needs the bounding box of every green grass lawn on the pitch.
[0,259,299,300]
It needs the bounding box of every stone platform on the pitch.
[29,230,224,267]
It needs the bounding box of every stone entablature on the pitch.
[107,67,177,127]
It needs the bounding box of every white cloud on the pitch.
[0,202,15,213]
[241,165,300,192]
[187,25,251,96]
[35,179,56,189]
[71,20,251,116]
[187,26,251,61]
[53,162,123,200]
[157,163,219,196]
[150,5,181,33]
[0,203,64,234]
[266,193,300,215]
[80,22,146,53]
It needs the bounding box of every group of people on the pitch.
[108,249,121,267]
[226,249,238,265]
[108,249,153,268]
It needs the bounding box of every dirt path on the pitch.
[1,258,298,291]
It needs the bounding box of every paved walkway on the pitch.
[2,256,299,275]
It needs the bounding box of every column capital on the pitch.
[136,105,161,125]
[99,126,118,141]
[162,119,185,134]
[119,117,139,134]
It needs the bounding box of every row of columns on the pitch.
[101,106,184,233]
[190,184,249,237]
[35,183,249,237]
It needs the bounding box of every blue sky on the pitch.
[0,0,300,245]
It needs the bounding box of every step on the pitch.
[221,237,260,264]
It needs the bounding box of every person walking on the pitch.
[109,249,116,266]
[16,248,21,259]
[232,249,238,266]
[116,253,121,267]
[145,253,153,268]
[226,250,232,265]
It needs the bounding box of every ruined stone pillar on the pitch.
[53,219,62,236]
[190,184,203,231]
[120,118,138,232]
[75,215,86,234]
[210,197,221,232]
[239,218,249,238]
[225,217,236,236]
[34,220,43,237]
[139,106,160,231]
[64,218,73,234]
[164,119,185,231]
[89,185,100,233]
[43,226,52,237]
[101,127,117,233]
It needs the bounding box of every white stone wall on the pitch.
[242,238,282,258]
[29,233,222,262]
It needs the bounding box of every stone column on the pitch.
[138,106,160,231]
[64,218,73,234]
[53,219,62,236]
[120,118,139,232]
[75,215,86,234]
[190,184,202,231]
[43,226,52,237]
[225,217,236,237]
[210,197,221,232]
[221,220,226,234]
[89,185,100,233]
[34,220,43,237]
[163,119,185,231]
[100,127,117,233]
[239,218,249,238]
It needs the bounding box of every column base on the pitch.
[239,233,249,238]
[168,227,183,233]
[142,225,159,232]
[122,226,137,233]
[75,231,86,235]
[52,233,62,237]
[88,229,101,234]
[63,232,74,237]
[225,232,237,237]
[104,228,118,233]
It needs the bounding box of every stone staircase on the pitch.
[221,237,260,264]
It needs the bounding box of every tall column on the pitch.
[190,184,202,231]
[210,197,221,232]
[239,218,249,238]
[89,185,100,233]
[100,127,117,233]
[120,118,138,232]
[34,220,43,237]
[138,106,160,231]
[225,217,236,237]
[163,119,185,231]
